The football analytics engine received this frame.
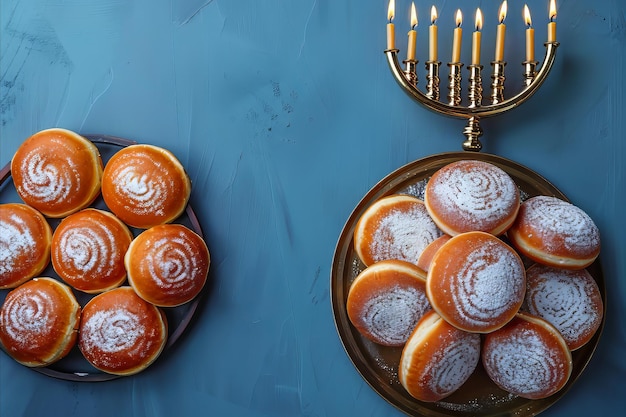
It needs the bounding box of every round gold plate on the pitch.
[330,152,606,417]
[0,135,206,382]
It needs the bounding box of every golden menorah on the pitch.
[385,0,559,151]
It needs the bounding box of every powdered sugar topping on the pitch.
[54,220,121,285]
[81,308,145,354]
[360,285,430,345]
[427,160,518,232]
[0,286,55,347]
[424,331,481,396]
[369,200,442,264]
[483,326,570,398]
[525,266,603,349]
[0,213,37,275]
[15,138,80,205]
[520,196,600,255]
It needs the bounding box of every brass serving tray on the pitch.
[330,152,606,417]
[0,135,206,381]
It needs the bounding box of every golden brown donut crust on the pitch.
[427,231,526,333]
[0,203,52,289]
[11,128,103,218]
[482,312,573,399]
[126,224,210,307]
[507,195,601,270]
[0,277,81,367]
[101,144,191,229]
[51,208,133,293]
[347,260,430,347]
[424,160,520,236]
[78,287,168,376]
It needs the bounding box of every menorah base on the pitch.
[462,116,483,152]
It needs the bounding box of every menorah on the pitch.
[385,0,559,151]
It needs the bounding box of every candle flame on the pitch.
[524,4,532,28]
[499,1,508,24]
[410,2,418,28]
[431,5,438,25]
[388,0,395,22]
[455,9,462,28]
[475,8,483,31]
[549,0,556,21]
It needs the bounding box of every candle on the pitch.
[524,4,535,61]
[472,8,483,66]
[548,0,557,42]
[387,0,395,50]
[429,6,438,62]
[407,2,418,60]
[495,1,507,61]
[452,10,463,63]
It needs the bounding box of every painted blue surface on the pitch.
[1,0,624,416]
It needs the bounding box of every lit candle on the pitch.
[548,0,557,42]
[452,10,463,63]
[524,4,535,61]
[429,6,438,62]
[472,8,483,65]
[407,2,418,60]
[495,1,507,61]
[387,0,395,50]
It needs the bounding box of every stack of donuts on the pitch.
[348,159,603,402]
[0,128,210,376]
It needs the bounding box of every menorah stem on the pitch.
[403,59,418,86]
[447,62,463,106]
[468,65,483,108]
[490,61,506,104]
[462,116,483,152]
[523,60,539,87]
[425,61,441,101]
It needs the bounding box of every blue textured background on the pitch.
[1,1,624,416]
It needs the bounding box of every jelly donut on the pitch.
[0,278,81,367]
[507,195,601,270]
[353,195,442,267]
[346,260,431,347]
[78,287,168,376]
[11,128,103,218]
[102,144,191,229]
[482,312,573,400]
[524,264,603,350]
[51,208,133,293]
[126,224,210,307]
[399,310,481,402]
[0,203,52,289]
[427,231,526,333]
[424,160,520,236]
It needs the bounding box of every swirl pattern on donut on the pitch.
[126,224,210,307]
[347,260,430,346]
[0,278,81,367]
[0,204,52,289]
[51,209,133,293]
[482,313,572,399]
[523,264,603,350]
[10,128,103,218]
[399,311,481,402]
[508,195,600,269]
[78,287,167,375]
[424,160,520,236]
[102,144,191,229]
[353,195,443,267]
[427,231,526,333]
